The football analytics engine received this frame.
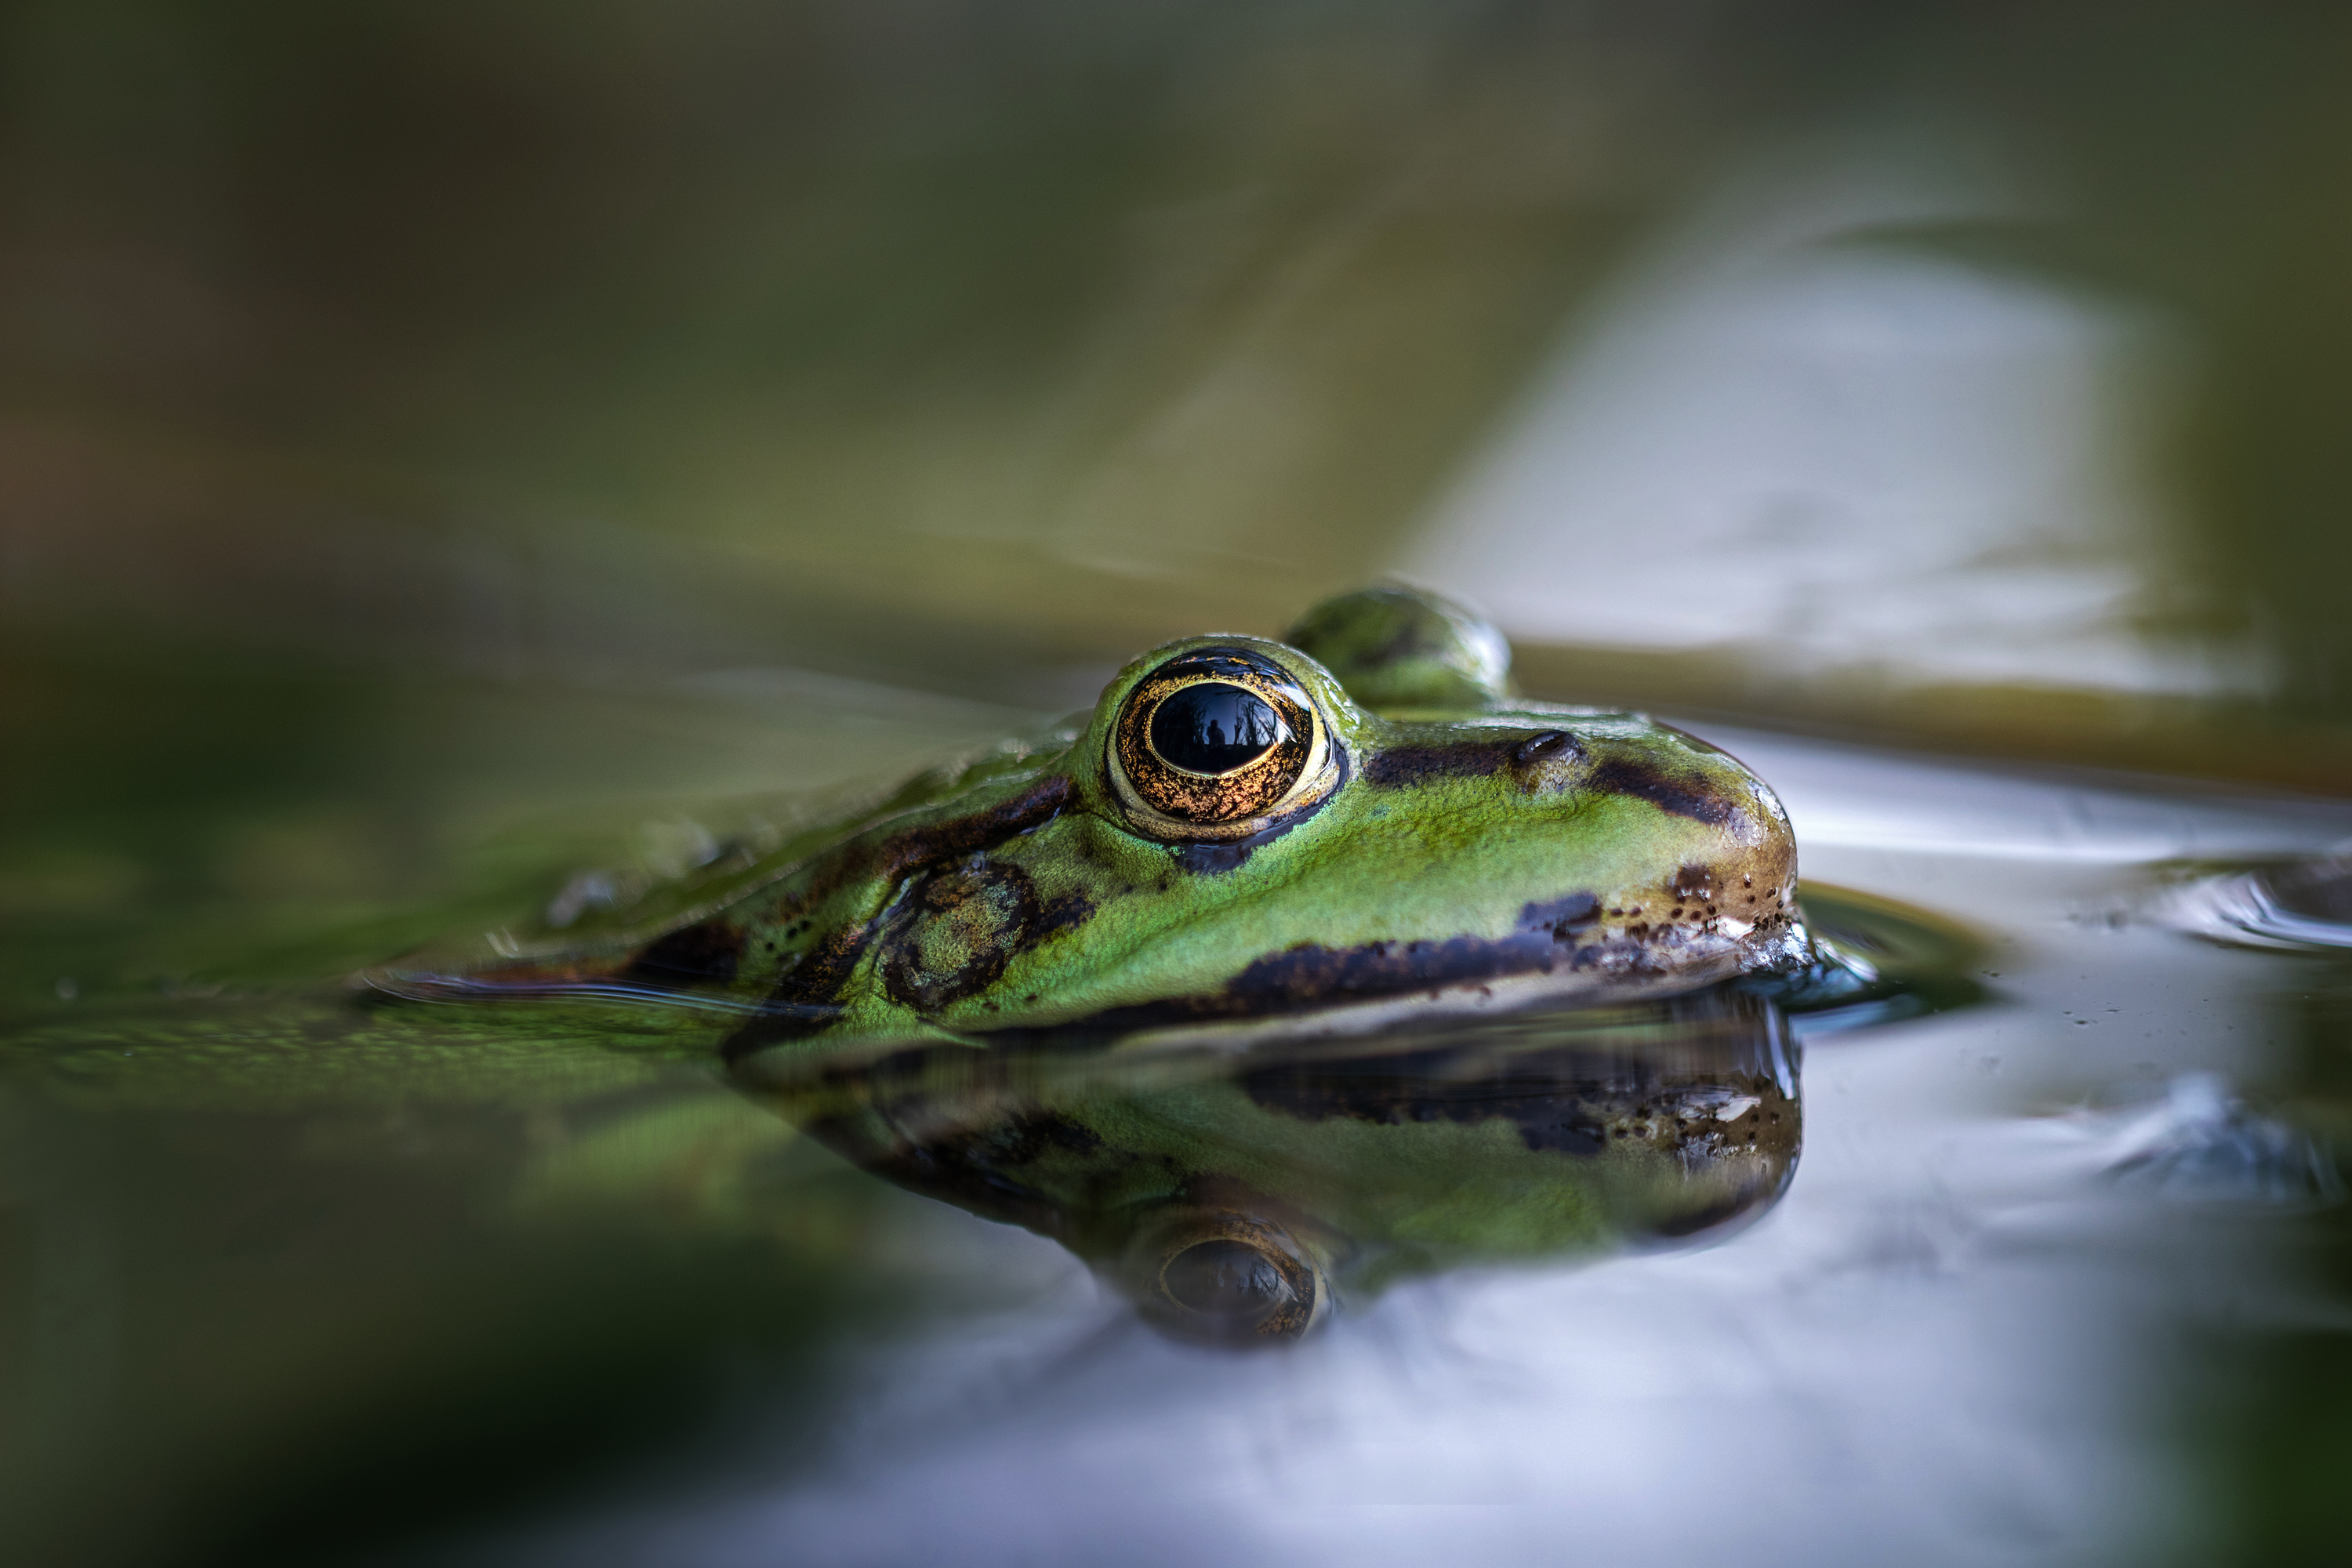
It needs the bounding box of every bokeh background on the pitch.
[13,0,2352,992]
[10,2,2352,1563]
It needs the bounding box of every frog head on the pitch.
[746,584,1804,1055]
[372,586,1815,1344]
[372,585,1806,1072]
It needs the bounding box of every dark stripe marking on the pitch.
[1586,757,1737,826]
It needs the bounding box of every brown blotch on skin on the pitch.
[1519,891,1601,941]
[1587,756,1743,829]
[1171,812,1307,875]
[1033,891,1098,940]
[874,866,1098,1013]
[725,919,875,1054]
[1226,938,1550,1008]
[1364,742,1508,788]
[1364,731,1588,793]
[721,775,1076,1059]
[878,862,1040,1012]
[1670,863,1719,902]
[1174,840,1255,875]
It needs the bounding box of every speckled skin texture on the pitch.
[374,588,1806,1058]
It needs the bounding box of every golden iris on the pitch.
[1109,648,1326,833]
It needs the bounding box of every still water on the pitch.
[8,690,2352,1566]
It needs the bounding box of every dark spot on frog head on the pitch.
[1519,891,1600,941]
[1587,756,1740,828]
[1669,863,1718,902]
[1218,931,1581,1013]
[723,778,1080,1059]
[1364,742,1507,788]
[1167,808,1322,875]
[1032,890,1097,941]
[1366,731,1588,793]
[620,920,744,988]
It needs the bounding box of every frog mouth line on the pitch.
[365,898,1806,1058]
[953,916,1812,1055]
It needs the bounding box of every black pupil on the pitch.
[1163,1240,1290,1317]
[1149,683,1283,775]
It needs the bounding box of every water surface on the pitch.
[8,704,2350,1566]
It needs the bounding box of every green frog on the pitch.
[371,586,1820,1343]
[372,586,1809,1059]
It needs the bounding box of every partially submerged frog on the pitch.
[376,586,1810,1055]
[376,586,1817,1342]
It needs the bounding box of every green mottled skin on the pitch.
[376,588,1813,1339]
[378,589,1806,1055]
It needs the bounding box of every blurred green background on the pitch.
[13,0,2352,1003]
[9,2,2352,1562]
[12,0,2352,979]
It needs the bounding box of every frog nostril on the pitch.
[1514,729,1578,765]
[1161,1239,1293,1317]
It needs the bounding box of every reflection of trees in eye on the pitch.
[1170,686,1285,756]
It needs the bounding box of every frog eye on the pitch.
[1108,647,1336,839]
[1132,1210,1327,1345]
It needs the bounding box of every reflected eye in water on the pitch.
[1162,1240,1286,1312]
[1109,648,1334,838]
[1130,1209,1327,1345]
[729,984,1836,1350]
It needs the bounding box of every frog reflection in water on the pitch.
[740,989,1799,1344]
[376,587,1815,1341]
